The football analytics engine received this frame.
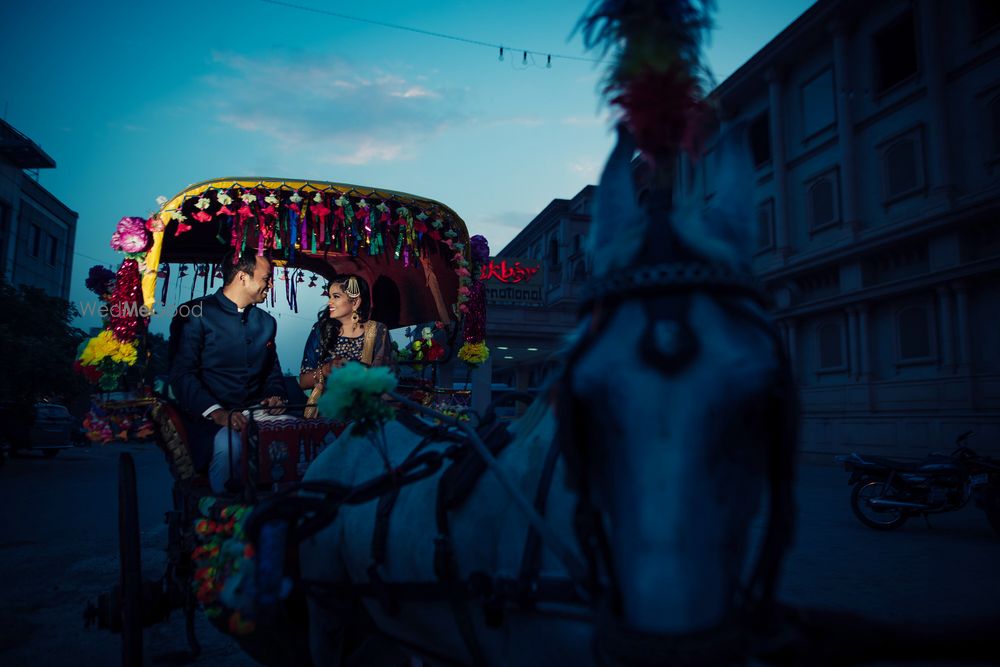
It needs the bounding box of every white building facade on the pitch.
[0,119,77,299]
[672,0,1000,459]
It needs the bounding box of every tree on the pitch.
[0,277,89,408]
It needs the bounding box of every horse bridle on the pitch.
[555,258,798,664]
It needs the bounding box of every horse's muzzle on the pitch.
[594,614,750,667]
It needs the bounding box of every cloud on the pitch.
[201,52,471,165]
[477,210,535,229]
[561,115,602,127]
[568,158,600,180]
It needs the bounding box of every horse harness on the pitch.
[555,258,799,665]
[245,409,585,667]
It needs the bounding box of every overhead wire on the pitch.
[260,0,604,65]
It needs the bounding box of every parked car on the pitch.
[0,401,74,458]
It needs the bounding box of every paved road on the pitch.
[0,443,997,666]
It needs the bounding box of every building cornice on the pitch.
[757,192,1000,283]
[773,254,1000,318]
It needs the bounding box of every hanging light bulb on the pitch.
[178,264,188,278]
[546,54,552,68]
[308,276,317,288]
[522,51,527,65]
[296,272,305,283]
[498,46,504,62]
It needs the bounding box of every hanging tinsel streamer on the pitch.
[158,263,170,306]
[314,195,332,247]
[109,259,144,342]
[394,207,413,262]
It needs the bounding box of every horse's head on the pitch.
[558,123,796,660]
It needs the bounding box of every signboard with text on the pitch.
[481,257,544,307]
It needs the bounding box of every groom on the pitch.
[168,250,287,492]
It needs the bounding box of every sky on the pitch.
[1,0,813,375]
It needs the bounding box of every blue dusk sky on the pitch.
[1,0,812,374]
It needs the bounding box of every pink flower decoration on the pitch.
[110,216,150,253]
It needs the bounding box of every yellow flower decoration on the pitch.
[79,330,139,367]
[458,341,490,367]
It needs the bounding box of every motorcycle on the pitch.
[836,431,1000,535]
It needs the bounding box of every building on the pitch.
[670,0,1000,458]
[486,185,595,393]
[0,118,77,299]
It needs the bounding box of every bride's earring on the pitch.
[352,310,359,324]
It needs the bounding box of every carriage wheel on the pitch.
[118,453,144,666]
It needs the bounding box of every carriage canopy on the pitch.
[149,177,471,329]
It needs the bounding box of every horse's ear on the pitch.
[674,121,756,271]
[588,124,645,280]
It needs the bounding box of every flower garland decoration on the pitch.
[110,216,151,255]
[107,259,145,342]
[85,265,116,298]
[398,326,446,371]
[458,341,489,367]
[458,234,490,369]
[191,499,265,636]
[78,330,139,366]
[75,331,138,390]
[316,362,398,437]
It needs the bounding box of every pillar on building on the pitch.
[952,282,972,371]
[470,352,493,416]
[936,286,956,372]
[766,67,791,261]
[784,317,798,377]
[857,304,871,380]
[830,19,859,235]
[918,0,953,202]
[847,307,859,380]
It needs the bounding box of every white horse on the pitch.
[296,122,795,667]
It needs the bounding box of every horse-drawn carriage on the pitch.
[80,1,1000,663]
[82,176,486,664]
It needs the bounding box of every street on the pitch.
[0,442,997,666]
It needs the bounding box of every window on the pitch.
[885,139,919,198]
[572,234,582,256]
[548,237,560,267]
[879,128,925,202]
[47,233,59,265]
[801,68,836,137]
[30,223,41,258]
[971,0,1000,37]
[817,320,845,370]
[573,260,587,282]
[807,170,840,230]
[897,306,933,361]
[873,11,918,94]
[756,199,775,252]
[749,112,771,167]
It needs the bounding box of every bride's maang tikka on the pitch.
[343,276,361,299]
